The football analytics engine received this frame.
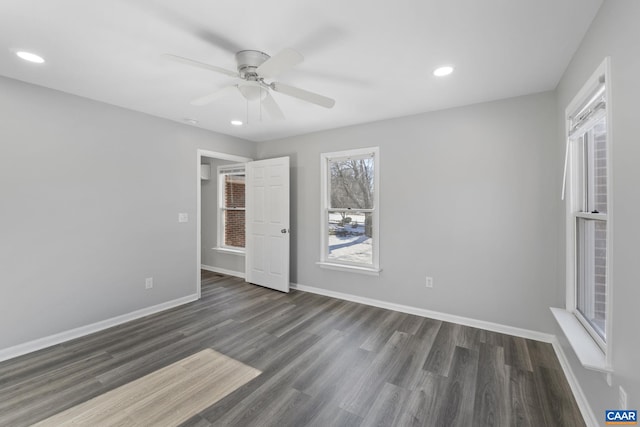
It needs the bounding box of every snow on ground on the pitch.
[328,236,372,264]
[328,213,372,264]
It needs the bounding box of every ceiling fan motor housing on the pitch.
[235,50,270,79]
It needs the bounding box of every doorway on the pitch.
[197,149,252,298]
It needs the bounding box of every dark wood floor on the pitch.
[0,271,585,427]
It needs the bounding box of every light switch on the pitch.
[178,213,189,223]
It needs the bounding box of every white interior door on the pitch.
[245,157,290,292]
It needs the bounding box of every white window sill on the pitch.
[213,247,245,256]
[317,262,381,276]
[550,307,612,373]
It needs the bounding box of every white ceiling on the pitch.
[0,0,602,142]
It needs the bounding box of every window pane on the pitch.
[590,119,607,213]
[222,172,245,248]
[329,157,374,209]
[224,174,245,208]
[327,211,372,265]
[576,218,606,340]
[224,210,245,248]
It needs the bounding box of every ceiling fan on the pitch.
[165,48,335,120]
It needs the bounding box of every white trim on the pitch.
[550,308,611,372]
[316,261,381,276]
[0,294,198,363]
[217,163,246,251]
[217,164,246,175]
[603,56,614,370]
[320,146,380,271]
[197,149,252,300]
[289,282,595,425]
[563,57,613,365]
[201,264,245,279]
[575,212,607,221]
[213,247,245,256]
[551,336,599,427]
[290,282,554,343]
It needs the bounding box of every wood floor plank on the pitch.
[178,414,213,427]
[503,335,534,372]
[359,309,406,352]
[526,339,563,371]
[340,331,414,417]
[508,366,547,427]
[0,270,586,427]
[389,322,441,389]
[422,321,461,377]
[533,366,586,427]
[0,350,113,410]
[362,382,412,426]
[206,329,350,425]
[434,346,480,427]
[32,349,260,427]
[395,373,442,426]
[0,378,106,427]
[473,343,510,427]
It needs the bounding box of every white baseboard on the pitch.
[201,264,245,279]
[1,276,594,427]
[291,281,595,425]
[551,337,598,427]
[0,294,198,363]
[290,282,554,343]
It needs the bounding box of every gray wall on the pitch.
[554,0,640,412]
[201,157,246,274]
[0,76,256,350]
[4,2,638,412]
[258,91,560,333]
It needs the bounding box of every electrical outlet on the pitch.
[178,213,189,223]
[619,386,628,409]
[425,276,433,288]
[145,277,153,289]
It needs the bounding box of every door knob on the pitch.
[281,229,289,233]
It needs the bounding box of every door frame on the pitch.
[196,149,253,299]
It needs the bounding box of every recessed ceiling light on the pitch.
[16,51,45,64]
[230,120,243,126]
[183,118,198,125]
[433,66,454,77]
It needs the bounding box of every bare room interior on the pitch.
[1,1,639,426]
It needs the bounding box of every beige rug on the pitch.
[33,349,261,426]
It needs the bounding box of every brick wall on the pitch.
[593,127,607,329]
[224,175,245,248]
[225,176,245,208]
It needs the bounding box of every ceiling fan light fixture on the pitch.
[16,50,45,64]
[237,82,266,101]
[230,120,243,126]
[433,65,454,77]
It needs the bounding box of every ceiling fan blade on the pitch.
[257,48,303,78]
[190,85,238,106]
[163,54,238,78]
[271,82,335,108]
[262,92,285,120]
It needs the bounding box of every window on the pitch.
[319,147,380,274]
[218,165,245,250]
[560,58,611,367]
[574,119,608,344]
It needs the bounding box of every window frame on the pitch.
[318,147,380,275]
[217,164,246,252]
[561,57,613,371]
